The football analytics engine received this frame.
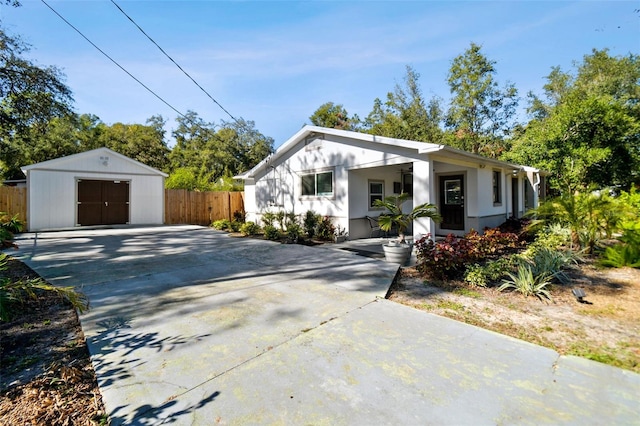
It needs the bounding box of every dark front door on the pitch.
[440,175,464,230]
[511,177,519,218]
[77,180,129,226]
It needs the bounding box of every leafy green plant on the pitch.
[263,225,280,241]
[240,221,261,236]
[464,257,514,287]
[211,219,232,231]
[315,216,336,241]
[275,211,286,231]
[261,212,276,227]
[286,222,303,243]
[230,220,241,232]
[498,264,553,301]
[303,210,320,239]
[522,246,579,284]
[0,254,89,322]
[599,224,640,268]
[531,191,619,253]
[1,212,23,234]
[374,193,441,243]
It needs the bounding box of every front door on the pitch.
[77,180,129,226]
[440,175,464,230]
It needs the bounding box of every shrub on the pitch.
[416,228,519,280]
[464,257,514,287]
[303,210,320,239]
[240,221,261,236]
[211,219,232,231]
[599,224,640,268]
[316,216,336,241]
[261,212,276,227]
[286,223,303,243]
[1,212,23,234]
[233,211,246,223]
[275,211,286,231]
[263,225,280,241]
[230,220,241,232]
[498,264,553,301]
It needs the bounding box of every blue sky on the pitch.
[1,1,638,147]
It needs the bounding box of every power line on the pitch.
[40,0,191,123]
[110,0,240,125]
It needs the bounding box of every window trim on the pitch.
[300,169,334,198]
[368,179,385,209]
[492,170,502,205]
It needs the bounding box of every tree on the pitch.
[506,49,640,192]
[309,102,359,130]
[364,66,443,142]
[445,43,518,156]
[96,116,170,172]
[0,26,74,179]
[167,111,273,189]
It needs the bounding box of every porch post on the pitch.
[412,157,434,239]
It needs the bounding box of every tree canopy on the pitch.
[505,49,639,192]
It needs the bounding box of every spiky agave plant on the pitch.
[498,263,553,301]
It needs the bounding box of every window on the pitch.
[402,173,413,196]
[369,180,384,208]
[492,170,502,204]
[444,179,462,205]
[301,171,333,197]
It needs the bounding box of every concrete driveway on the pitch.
[13,226,640,425]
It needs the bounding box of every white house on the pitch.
[21,147,167,232]
[236,126,547,240]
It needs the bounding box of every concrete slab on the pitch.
[12,226,640,425]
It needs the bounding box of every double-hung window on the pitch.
[301,171,333,197]
[369,180,384,208]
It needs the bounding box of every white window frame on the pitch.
[301,170,334,197]
[369,180,385,209]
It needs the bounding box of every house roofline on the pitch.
[21,147,169,177]
[235,125,547,179]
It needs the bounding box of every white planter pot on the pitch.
[382,243,412,264]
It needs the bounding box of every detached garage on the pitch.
[21,147,168,231]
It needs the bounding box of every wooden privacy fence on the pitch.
[0,186,243,227]
[165,189,244,226]
[0,186,26,220]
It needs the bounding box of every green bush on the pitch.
[230,220,241,232]
[1,212,23,234]
[263,225,280,241]
[315,216,336,241]
[211,219,232,231]
[262,212,276,227]
[416,228,519,280]
[303,210,320,239]
[240,221,261,236]
[286,223,303,243]
[599,224,640,268]
[464,257,514,287]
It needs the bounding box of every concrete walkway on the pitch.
[13,226,640,425]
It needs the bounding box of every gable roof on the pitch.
[21,147,168,177]
[236,125,540,179]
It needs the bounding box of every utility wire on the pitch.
[110,0,240,125]
[40,0,190,123]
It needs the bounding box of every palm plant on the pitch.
[373,193,441,243]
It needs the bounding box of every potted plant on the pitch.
[373,193,441,264]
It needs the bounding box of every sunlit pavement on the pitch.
[14,226,640,425]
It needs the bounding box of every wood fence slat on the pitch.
[163,189,244,225]
[0,186,27,222]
